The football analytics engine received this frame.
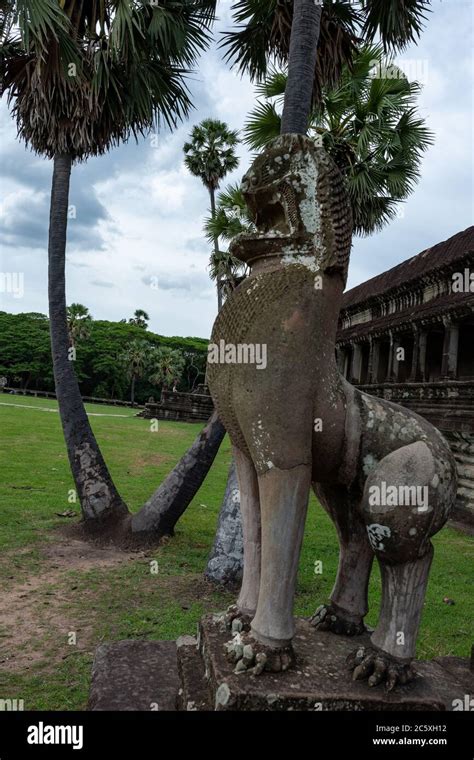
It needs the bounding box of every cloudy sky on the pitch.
[0,0,472,339]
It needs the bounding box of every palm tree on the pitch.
[208,249,248,302]
[183,119,240,310]
[203,184,251,300]
[121,339,149,407]
[128,309,150,329]
[1,0,216,528]
[204,48,433,308]
[204,183,251,242]
[66,303,92,348]
[244,46,433,235]
[149,347,185,392]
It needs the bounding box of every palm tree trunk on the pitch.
[204,460,243,585]
[131,411,225,538]
[48,154,129,524]
[280,0,322,135]
[209,186,222,311]
[49,157,216,541]
[203,186,243,583]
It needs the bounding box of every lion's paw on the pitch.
[224,632,295,675]
[223,604,253,633]
[347,646,416,691]
[310,604,366,636]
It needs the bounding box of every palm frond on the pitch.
[204,183,254,243]
[221,0,359,98]
[243,43,434,237]
[244,101,281,149]
[208,248,249,294]
[1,1,217,159]
[221,0,431,103]
[362,0,431,51]
[255,67,287,100]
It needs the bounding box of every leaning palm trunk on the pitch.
[204,459,243,585]
[131,411,225,538]
[204,264,243,581]
[48,155,223,540]
[48,154,129,525]
[205,0,324,584]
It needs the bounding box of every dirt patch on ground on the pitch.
[0,537,146,673]
[0,536,224,679]
[41,538,145,571]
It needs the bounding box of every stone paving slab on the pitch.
[88,640,179,711]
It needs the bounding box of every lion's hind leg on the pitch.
[311,483,373,636]
[352,440,453,689]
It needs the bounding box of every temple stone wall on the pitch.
[140,388,214,424]
[337,229,474,531]
[356,383,474,529]
[444,432,474,529]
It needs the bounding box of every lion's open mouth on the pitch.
[255,199,290,236]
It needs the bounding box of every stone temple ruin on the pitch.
[336,226,474,530]
[139,384,214,424]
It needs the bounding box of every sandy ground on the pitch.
[0,538,145,673]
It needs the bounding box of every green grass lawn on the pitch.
[0,395,472,710]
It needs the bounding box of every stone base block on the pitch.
[176,635,212,711]
[88,618,473,712]
[199,616,472,711]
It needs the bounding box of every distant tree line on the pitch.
[0,310,207,405]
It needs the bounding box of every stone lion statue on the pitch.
[207,134,456,690]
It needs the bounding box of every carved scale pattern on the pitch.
[208,266,311,456]
[313,146,353,284]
